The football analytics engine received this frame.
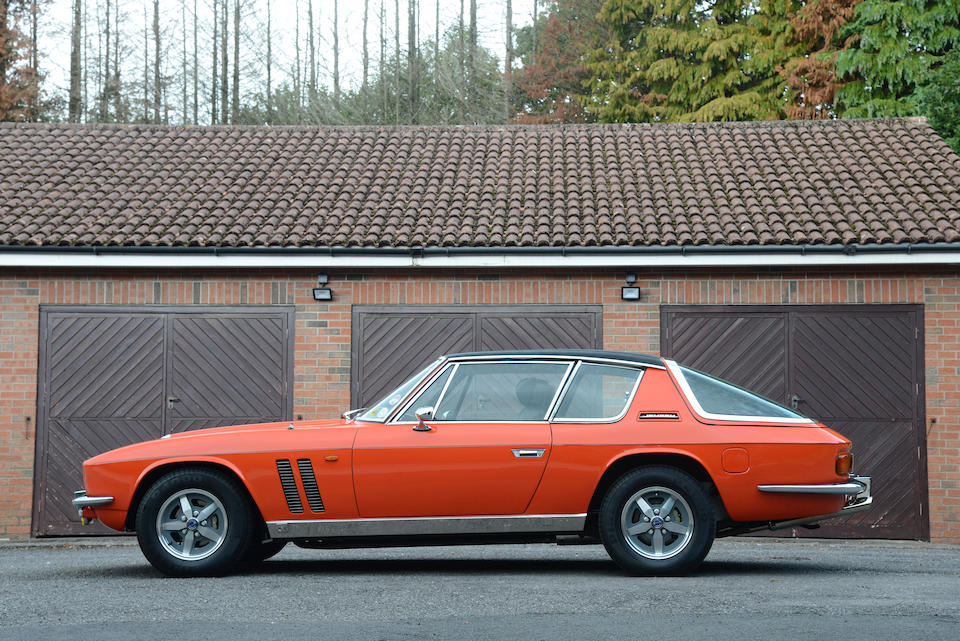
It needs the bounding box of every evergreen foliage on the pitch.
[837,0,960,117]
[780,0,861,119]
[586,0,802,123]
[917,48,960,150]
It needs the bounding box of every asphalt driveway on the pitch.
[1,536,958,641]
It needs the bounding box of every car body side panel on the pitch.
[529,367,849,521]
[82,421,360,529]
[353,422,551,517]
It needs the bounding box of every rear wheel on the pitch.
[135,468,253,576]
[599,466,714,575]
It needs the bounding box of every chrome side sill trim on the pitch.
[757,482,864,495]
[267,514,587,539]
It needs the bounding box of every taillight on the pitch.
[836,451,853,475]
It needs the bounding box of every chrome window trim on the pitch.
[664,359,815,424]
[549,363,646,424]
[362,357,447,423]
[389,362,459,424]
[446,353,666,370]
[266,513,587,539]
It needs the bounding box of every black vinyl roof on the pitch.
[445,350,664,367]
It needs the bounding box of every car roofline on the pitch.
[443,350,666,370]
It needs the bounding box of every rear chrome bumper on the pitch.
[72,490,114,523]
[767,475,872,531]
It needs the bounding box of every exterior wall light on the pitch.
[621,273,641,301]
[313,274,333,301]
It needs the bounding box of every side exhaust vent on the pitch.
[276,459,304,513]
[297,458,326,513]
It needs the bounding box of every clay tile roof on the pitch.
[1,119,959,248]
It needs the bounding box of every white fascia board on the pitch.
[2,250,960,269]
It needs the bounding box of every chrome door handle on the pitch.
[512,448,545,458]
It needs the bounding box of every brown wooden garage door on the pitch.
[661,304,927,540]
[33,306,294,536]
[351,305,602,407]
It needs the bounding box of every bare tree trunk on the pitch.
[0,2,8,94]
[379,0,385,121]
[220,0,228,123]
[407,0,417,124]
[362,0,368,117]
[434,0,438,66]
[394,0,399,123]
[531,0,537,67]
[232,0,239,122]
[70,0,83,122]
[333,0,339,109]
[266,0,272,122]
[112,1,120,120]
[468,0,476,110]
[458,0,463,88]
[83,0,88,121]
[294,0,300,109]
[100,0,110,121]
[212,0,218,123]
[504,0,511,123]
[193,0,198,124]
[153,0,160,123]
[30,0,38,119]
[142,5,148,121]
[182,2,187,123]
[307,0,315,106]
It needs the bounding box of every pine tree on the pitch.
[780,0,861,119]
[837,0,960,117]
[514,0,608,123]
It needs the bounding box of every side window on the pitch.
[433,361,569,422]
[395,366,453,422]
[554,364,642,420]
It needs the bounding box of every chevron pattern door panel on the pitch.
[34,307,293,536]
[351,306,602,408]
[661,305,925,540]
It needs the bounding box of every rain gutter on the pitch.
[2,243,960,269]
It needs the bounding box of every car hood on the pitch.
[160,418,348,438]
[84,418,356,465]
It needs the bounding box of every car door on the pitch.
[353,360,572,518]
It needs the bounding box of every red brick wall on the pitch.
[0,267,956,542]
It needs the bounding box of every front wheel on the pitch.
[135,468,253,576]
[598,466,715,576]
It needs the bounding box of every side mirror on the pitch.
[413,407,434,432]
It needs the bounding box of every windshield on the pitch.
[358,359,443,422]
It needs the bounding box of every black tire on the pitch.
[243,539,288,563]
[598,466,715,576]
[135,468,253,577]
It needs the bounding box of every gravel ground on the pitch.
[1,536,958,640]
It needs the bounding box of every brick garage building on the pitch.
[1,119,958,542]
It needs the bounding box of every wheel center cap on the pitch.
[186,518,199,530]
[651,517,664,528]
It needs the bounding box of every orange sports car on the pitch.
[73,350,872,576]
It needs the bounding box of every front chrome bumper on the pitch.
[72,490,114,524]
[767,475,872,531]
